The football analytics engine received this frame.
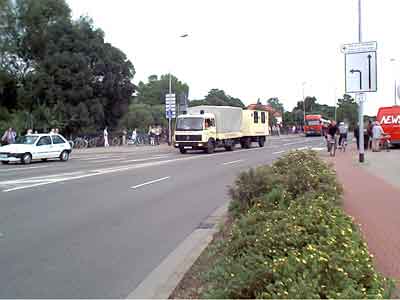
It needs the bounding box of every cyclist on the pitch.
[338,121,348,149]
[326,121,339,152]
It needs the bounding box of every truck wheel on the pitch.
[243,138,251,149]
[258,137,265,147]
[206,140,215,154]
[179,147,187,154]
[225,141,234,151]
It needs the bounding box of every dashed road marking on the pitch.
[222,159,244,165]
[131,176,170,190]
[272,150,286,154]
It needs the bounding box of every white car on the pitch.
[0,134,72,164]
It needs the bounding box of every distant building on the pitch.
[247,104,282,124]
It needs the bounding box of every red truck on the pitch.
[304,114,330,136]
[376,106,400,145]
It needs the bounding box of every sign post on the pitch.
[165,93,176,146]
[342,1,377,163]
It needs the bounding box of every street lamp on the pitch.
[167,33,189,146]
[390,58,397,105]
[302,82,306,126]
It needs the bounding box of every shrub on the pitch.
[228,150,342,218]
[228,165,281,217]
[202,197,394,299]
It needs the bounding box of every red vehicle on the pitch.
[304,114,330,136]
[376,106,400,145]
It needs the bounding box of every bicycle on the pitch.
[339,136,347,152]
[380,134,391,152]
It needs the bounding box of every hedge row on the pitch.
[201,150,394,299]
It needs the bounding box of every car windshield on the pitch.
[14,135,39,145]
[306,120,320,126]
[176,117,204,131]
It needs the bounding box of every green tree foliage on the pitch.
[0,0,135,135]
[189,89,244,108]
[336,94,358,128]
[267,97,284,112]
[119,103,167,132]
[135,74,188,106]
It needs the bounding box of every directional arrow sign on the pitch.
[345,51,377,93]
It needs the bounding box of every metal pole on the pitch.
[302,83,305,127]
[168,73,172,146]
[357,0,365,162]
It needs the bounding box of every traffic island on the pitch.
[169,150,395,299]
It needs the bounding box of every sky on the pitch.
[66,0,400,115]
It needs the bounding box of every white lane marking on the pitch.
[0,166,48,172]
[296,146,309,150]
[2,141,313,192]
[283,140,311,146]
[125,156,170,163]
[130,176,170,190]
[222,159,244,165]
[272,150,285,154]
[88,158,125,163]
[311,147,325,151]
[73,156,112,161]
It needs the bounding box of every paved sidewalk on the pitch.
[323,146,400,292]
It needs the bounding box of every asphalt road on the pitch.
[0,135,325,298]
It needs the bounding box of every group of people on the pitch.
[354,120,387,152]
[102,125,164,148]
[324,119,387,153]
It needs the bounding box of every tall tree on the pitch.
[189,89,245,108]
[267,97,284,112]
[336,94,358,128]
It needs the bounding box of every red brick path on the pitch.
[326,148,400,288]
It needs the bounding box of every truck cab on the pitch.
[174,113,217,153]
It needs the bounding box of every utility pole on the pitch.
[357,0,365,163]
[302,82,306,127]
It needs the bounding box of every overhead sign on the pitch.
[342,41,377,54]
[345,51,377,93]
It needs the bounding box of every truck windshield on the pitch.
[176,117,203,131]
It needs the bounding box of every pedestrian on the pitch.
[372,121,384,152]
[122,128,127,145]
[155,126,161,145]
[131,128,137,145]
[27,128,33,135]
[354,124,360,150]
[366,120,373,150]
[104,127,109,147]
[1,128,14,145]
[55,128,59,134]
[50,128,55,134]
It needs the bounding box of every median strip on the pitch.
[130,176,170,190]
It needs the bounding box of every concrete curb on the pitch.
[127,202,229,299]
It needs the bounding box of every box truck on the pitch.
[376,106,400,145]
[174,106,269,154]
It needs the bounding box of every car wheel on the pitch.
[21,153,32,164]
[1,161,9,165]
[60,150,70,162]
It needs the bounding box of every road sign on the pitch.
[341,41,377,54]
[345,51,377,93]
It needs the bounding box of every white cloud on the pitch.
[66,0,400,115]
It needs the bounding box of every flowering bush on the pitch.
[201,150,394,299]
[203,197,394,299]
[229,150,342,217]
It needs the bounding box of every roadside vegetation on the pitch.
[171,150,395,299]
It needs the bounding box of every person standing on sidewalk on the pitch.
[354,123,360,150]
[372,121,384,152]
[338,122,348,148]
[367,120,373,150]
[103,127,109,147]
[122,128,127,145]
